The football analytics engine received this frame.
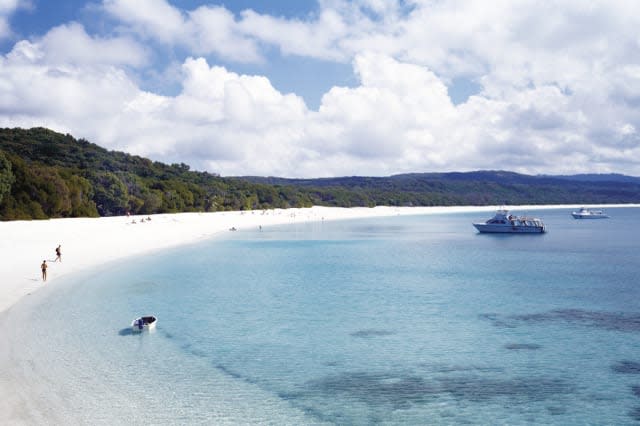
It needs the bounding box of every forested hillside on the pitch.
[243,171,640,206]
[1,127,639,220]
[0,128,315,219]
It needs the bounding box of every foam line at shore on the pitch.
[1,204,634,314]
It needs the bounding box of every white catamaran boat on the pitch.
[571,207,609,219]
[131,315,157,332]
[473,210,546,234]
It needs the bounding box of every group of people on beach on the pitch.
[130,217,152,224]
[127,211,152,224]
[40,244,61,282]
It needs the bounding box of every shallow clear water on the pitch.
[4,208,640,424]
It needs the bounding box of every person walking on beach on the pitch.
[41,260,47,281]
[54,244,62,262]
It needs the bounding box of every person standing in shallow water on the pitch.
[54,244,61,262]
[41,260,47,281]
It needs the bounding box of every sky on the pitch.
[1,1,640,178]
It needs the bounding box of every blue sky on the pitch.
[1,0,640,177]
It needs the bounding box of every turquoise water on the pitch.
[4,208,640,424]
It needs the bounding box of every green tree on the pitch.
[140,189,163,214]
[0,155,65,219]
[0,150,14,206]
[92,171,129,216]
[63,173,98,217]
[30,167,73,216]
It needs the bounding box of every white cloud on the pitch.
[0,0,30,39]
[102,0,262,63]
[102,0,185,44]
[0,23,148,144]
[96,0,640,93]
[310,53,454,167]
[39,23,148,67]
[187,6,261,62]
[238,8,349,61]
[0,0,26,13]
[0,44,139,131]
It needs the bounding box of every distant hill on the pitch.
[1,127,639,220]
[544,173,640,184]
[241,171,640,206]
[244,171,640,186]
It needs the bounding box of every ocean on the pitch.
[3,207,640,425]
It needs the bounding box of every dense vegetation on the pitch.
[0,128,317,219]
[1,127,639,220]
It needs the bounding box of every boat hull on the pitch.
[571,213,608,219]
[473,224,545,233]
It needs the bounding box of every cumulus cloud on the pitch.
[187,6,262,62]
[0,22,148,139]
[99,0,407,63]
[38,23,148,67]
[310,53,454,168]
[0,38,310,175]
[102,0,262,63]
[0,42,141,134]
[238,8,349,61]
[102,0,185,44]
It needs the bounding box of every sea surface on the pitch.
[3,207,640,425]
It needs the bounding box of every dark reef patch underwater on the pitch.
[482,309,640,332]
[278,368,574,423]
[349,329,396,338]
[612,361,640,375]
[505,343,542,350]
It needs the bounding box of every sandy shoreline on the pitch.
[1,204,635,316]
[0,205,425,315]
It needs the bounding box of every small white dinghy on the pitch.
[131,315,157,332]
